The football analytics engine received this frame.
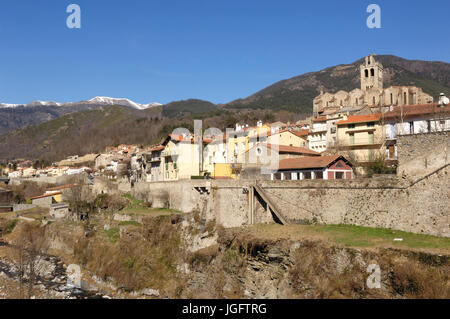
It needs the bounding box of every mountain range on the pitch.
[0,96,162,110]
[0,97,162,135]
[226,55,450,113]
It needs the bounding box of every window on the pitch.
[373,96,376,105]
[368,132,374,144]
[349,133,355,145]
[304,172,312,180]
[390,93,393,104]
[315,171,323,179]
[367,122,375,127]
[348,124,355,129]
[365,70,369,78]
[371,68,375,77]
[274,173,282,180]
[403,92,407,105]
[335,172,344,179]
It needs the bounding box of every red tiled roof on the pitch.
[337,113,382,125]
[383,103,449,120]
[31,192,62,200]
[278,155,351,170]
[47,184,80,191]
[292,130,309,137]
[312,116,327,123]
[265,144,320,156]
[150,145,165,152]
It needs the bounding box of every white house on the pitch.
[272,155,354,181]
[308,117,328,153]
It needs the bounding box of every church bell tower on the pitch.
[360,54,383,91]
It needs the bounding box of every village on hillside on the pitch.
[2,55,449,189]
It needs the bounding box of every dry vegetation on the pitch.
[73,215,187,296]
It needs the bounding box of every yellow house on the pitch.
[267,129,309,148]
[247,121,271,149]
[225,128,249,164]
[160,134,203,181]
[336,113,384,163]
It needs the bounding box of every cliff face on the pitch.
[32,216,450,299]
[1,207,449,299]
[184,229,449,299]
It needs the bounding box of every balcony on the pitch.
[162,148,179,157]
[310,126,327,133]
[338,140,383,148]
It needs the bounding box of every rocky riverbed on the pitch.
[0,241,106,299]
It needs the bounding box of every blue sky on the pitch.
[0,0,449,105]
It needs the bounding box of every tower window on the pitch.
[373,96,376,105]
[365,70,369,78]
[403,92,407,104]
[390,93,393,104]
[371,68,375,77]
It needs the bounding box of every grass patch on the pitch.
[119,221,142,227]
[3,219,18,235]
[122,194,144,207]
[103,227,120,243]
[120,207,182,216]
[243,224,450,253]
[314,224,450,250]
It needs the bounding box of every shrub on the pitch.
[4,219,18,234]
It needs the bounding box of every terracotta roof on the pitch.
[312,116,327,123]
[278,155,351,170]
[383,103,449,120]
[292,130,309,137]
[150,145,165,152]
[47,184,80,191]
[265,144,320,156]
[168,134,214,144]
[337,113,382,125]
[31,192,62,200]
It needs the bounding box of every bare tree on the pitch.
[13,223,48,299]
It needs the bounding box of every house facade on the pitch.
[383,103,450,160]
[272,155,354,181]
[308,117,328,153]
[336,113,384,163]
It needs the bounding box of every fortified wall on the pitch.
[99,133,450,237]
[397,131,449,179]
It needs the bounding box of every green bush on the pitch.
[366,158,397,177]
[4,219,18,234]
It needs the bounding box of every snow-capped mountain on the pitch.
[87,97,162,110]
[0,97,162,110]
